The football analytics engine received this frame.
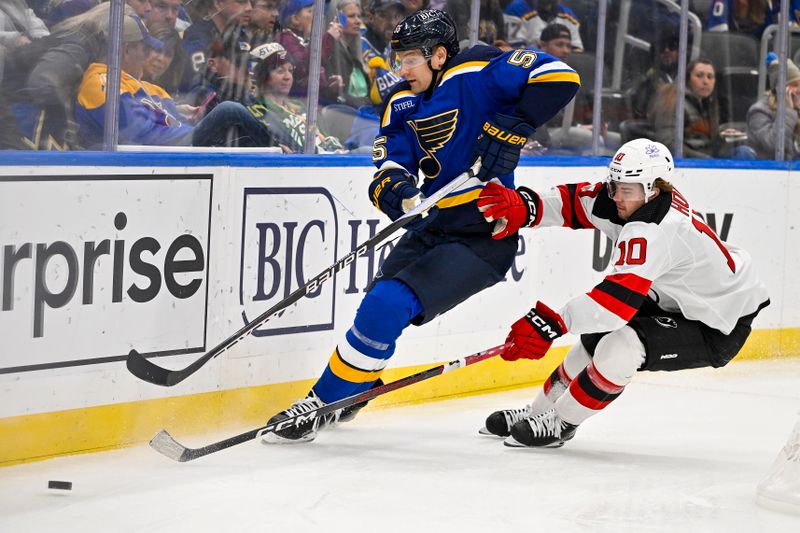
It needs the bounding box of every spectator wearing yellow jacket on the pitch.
[75,15,194,146]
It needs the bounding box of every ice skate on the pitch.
[504,409,578,448]
[338,379,384,424]
[262,391,338,444]
[479,405,532,437]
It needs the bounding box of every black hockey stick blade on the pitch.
[149,341,509,462]
[126,350,176,386]
[127,163,480,387]
[127,343,233,388]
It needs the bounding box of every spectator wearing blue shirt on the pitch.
[191,26,257,113]
[180,0,253,91]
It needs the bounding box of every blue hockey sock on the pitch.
[313,280,422,404]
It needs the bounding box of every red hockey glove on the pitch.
[503,301,567,361]
[476,182,539,239]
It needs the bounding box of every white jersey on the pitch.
[504,5,584,51]
[529,181,769,335]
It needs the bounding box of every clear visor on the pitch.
[389,50,429,73]
[607,179,646,201]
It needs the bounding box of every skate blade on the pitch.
[261,433,316,445]
[478,427,507,437]
[503,435,565,449]
[503,435,527,447]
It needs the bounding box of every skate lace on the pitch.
[529,410,561,438]
[286,394,324,416]
[286,393,342,427]
[503,406,532,429]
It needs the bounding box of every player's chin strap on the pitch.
[424,55,451,98]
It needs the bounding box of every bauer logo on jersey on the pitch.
[408,109,458,178]
[239,187,338,337]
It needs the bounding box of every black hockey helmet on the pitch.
[390,9,460,61]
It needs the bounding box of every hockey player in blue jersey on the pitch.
[263,9,580,443]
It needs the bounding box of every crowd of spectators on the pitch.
[0,0,409,151]
[1,0,799,158]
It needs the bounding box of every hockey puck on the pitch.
[47,480,72,491]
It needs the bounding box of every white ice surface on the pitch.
[1,359,799,533]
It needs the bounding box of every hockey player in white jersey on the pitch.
[475,138,770,448]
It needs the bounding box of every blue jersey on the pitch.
[372,45,579,233]
[179,19,221,92]
[706,0,800,36]
[505,0,580,22]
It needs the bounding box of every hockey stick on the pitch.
[126,164,479,387]
[150,342,509,462]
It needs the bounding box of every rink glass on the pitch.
[0,0,795,160]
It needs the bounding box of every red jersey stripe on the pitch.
[557,185,573,228]
[605,272,652,295]
[587,287,638,321]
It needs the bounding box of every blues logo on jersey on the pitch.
[408,109,459,178]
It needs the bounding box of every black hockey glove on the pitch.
[472,113,535,182]
[368,168,438,230]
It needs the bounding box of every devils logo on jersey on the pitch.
[407,109,458,179]
[653,316,678,329]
